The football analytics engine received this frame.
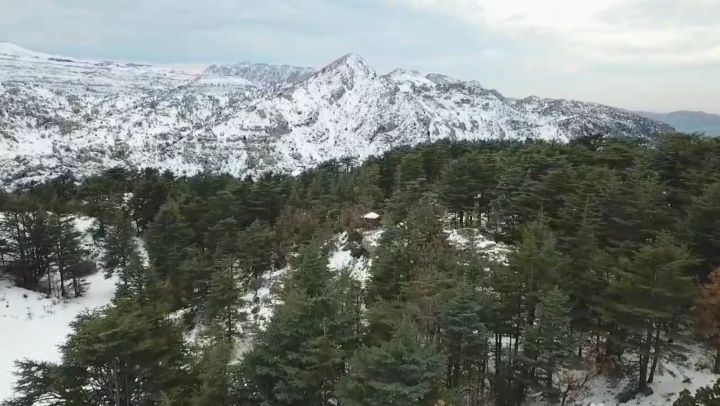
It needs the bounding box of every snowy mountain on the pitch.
[204,62,314,90]
[0,42,673,188]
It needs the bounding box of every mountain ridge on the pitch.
[0,42,674,188]
[634,110,720,136]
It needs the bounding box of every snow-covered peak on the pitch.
[318,53,375,79]
[384,68,435,87]
[425,73,463,85]
[0,41,54,59]
[203,62,314,88]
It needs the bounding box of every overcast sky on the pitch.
[1,0,718,113]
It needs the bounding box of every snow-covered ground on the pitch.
[445,227,510,263]
[0,215,117,399]
[329,231,375,285]
[583,344,719,405]
[0,271,116,398]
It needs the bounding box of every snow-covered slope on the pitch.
[0,43,674,188]
[204,62,314,90]
[584,344,719,405]
[0,216,117,399]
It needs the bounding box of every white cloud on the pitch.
[394,0,720,67]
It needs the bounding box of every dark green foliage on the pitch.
[508,218,567,326]
[440,283,492,402]
[338,323,444,406]
[190,338,234,406]
[114,249,159,302]
[3,360,84,406]
[6,300,194,405]
[7,135,720,405]
[687,181,720,272]
[0,210,91,297]
[601,232,699,392]
[233,242,360,405]
[237,221,276,279]
[438,153,496,226]
[145,201,192,300]
[520,288,580,402]
[62,301,194,404]
[102,213,136,278]
[48,214,93,298]
[128,168,172,232]
[206,250,246,338]
[675,379,720,405]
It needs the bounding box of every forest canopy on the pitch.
[2,133,720,405]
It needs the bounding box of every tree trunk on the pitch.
[714,347,720,374]
[113,358,121,406]
[638,354,647,392]
[59,273,66,298]
[647,328,661,384]
[495,333,502,376]
[58,254,66,298]
[638,328,653,391]
[47,265,52,298]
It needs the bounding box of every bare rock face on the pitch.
[0,42,674,188]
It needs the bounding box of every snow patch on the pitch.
[0,214,116,399]
[445,228,510,263]
[584,344,720,405]
[0,271,117,398]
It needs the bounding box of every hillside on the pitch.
[0,216,116,399]
[2,137,720,404]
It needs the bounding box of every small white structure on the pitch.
[362,211,381,229]
[363,212,380,220]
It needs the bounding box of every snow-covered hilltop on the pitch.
[0,43,673,187]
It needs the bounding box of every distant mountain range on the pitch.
[0,41,673,188]
[634,111,720,136]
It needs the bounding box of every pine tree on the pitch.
[7,299,194,406]
[599,170,672,256]
[191,337,233,406]
[206,251,245,339]
[337,322,444,406]
[0,234,9,268]
[674,379,720,406]
[233,241,359,405]
[102,213,136,278]
[366,199,451,342]
[0,211,34,289]
[115,249,158,303]
[237,220,276,279]
[687,181,720,272]
[129,168,171,232]
[507,218,566,326]
[601,232,698,392]
[440,283,492,404]
[520,287,581,403]
[146,201,192,300]
[48,214,91,298]
[697,269,720,373]
[557,197,609,335]
[439,154,496,226]
[3,360,86,406]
